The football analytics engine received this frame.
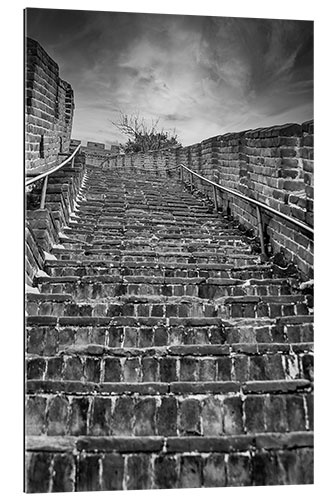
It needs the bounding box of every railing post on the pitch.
[256,206,266,256]
[71,156,75,168]
[40,175,49,209]
[190,172,194,192]
[180,165,183,183]
[213,185,218,212]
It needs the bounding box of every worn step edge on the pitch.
[26,316,226,327]
[27,342,313,358]
[28,315,308,327]
[26,294,307,306]
[36,276,293,286]
[44,260,272,272]
[26,431,313,453]
[26,379,312,395]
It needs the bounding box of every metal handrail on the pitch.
[25,144,81,209]
[174,163,313,254]
[105,161,313,238]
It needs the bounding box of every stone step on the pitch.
[26,316,314,353]
[62,226,241,240]
[26,163,314,492]
[53,246,254,261]
[44,260,274,280]
[26,341,313,384]
[26,378,313,439]
[46,251,261,267]
[57,234,248,246]
[26,292,310,319]
[25,433,313,491]
[37,275,296,300]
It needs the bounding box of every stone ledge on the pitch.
[242,379,312,394]
[48,342,313,357]
[26,431,313,453]
[26,379,312,395]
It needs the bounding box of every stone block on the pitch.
[179,398,201,435]
[223,396,243,434]
[180,456,202,488]
[47,395,69,435]
[154,455,178,489]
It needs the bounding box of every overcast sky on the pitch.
[26,9,313,147]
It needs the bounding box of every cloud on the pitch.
[26,10,313,146]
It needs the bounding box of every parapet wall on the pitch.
[110,121,314,277]
[25,38,75,173]
[81,141,120,167]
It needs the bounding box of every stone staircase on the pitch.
[25,165,314,492]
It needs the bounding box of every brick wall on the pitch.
[25,38,75,173]
[111,147,181,173]
[80,141,120,167]
[109,121,314,277]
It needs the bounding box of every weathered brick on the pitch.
[63,356,84,380]
[266,353,285,379]
[265,395,288,432]
[286,395,306,431]
[126,454,151,490]
[47,395,69,435]
[26,396,47,435]
[104,357,122,382]
[108,326,124,347]
[179,398,201,435]
[26,452,52,493]
[301,353,314,381]
[199,358,216,380]
[180,456,202,488]
[203,454,226,487]
[89,397,111,436]
[248,356,267,380]
[77,454,101,491]
[223,396,243,434]
[179,357,197,381]
[27,327,45,354]
[244,396,265,432]
[156,396,177,436]
[52,453,75,492]
[85,357,101,383]
[112,396,134,435]
[233,355,248,382]
[226,453,251,486]
[69,397,89,435]
[252,451,282,486]
[124,328,138,347]
[138,327,154,347]
[160,357,177,382]
[102,454,124,490]
[43,328,59,355]
[133,398,156,435]
[202,396,223,435]
[27,357,46,379]
[46,357,63,379]
[142,357,158,382]
[154,326,168,345]
[123,358,141,382]
[154,455,178,489]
